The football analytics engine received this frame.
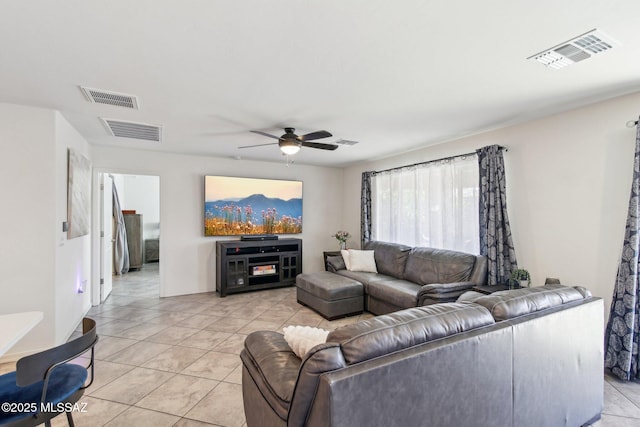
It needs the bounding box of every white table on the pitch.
[0,311,44,356]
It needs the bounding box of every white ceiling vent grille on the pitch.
[81,86,139,109]
[528,29,618,69]
[101,118,161,142]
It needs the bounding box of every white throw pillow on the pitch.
[341,249,352,270]
[282,325,329,359]
[346,249,378,273]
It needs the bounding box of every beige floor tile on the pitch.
[182,351,241,380]
[105,341,172,366]
[237,319,284,335]
[603,381,640,418]
[124,299,162,309]
[136,374,219,416]
[178,330,232,350]
[142,346,207,372]
[185,382,245,427]
[176,314,222,329]
[94,335,138,360]
[145,326,201,345]
[222,306,267,320]
[166,302,213,315]
[592,414,640,426]
[607,375,640,408]
[110,323,169,340]
[214,334,247,355]
[223,364,243,385]
[204,316,251,333]
[255,309,295,324]
[285,310,324,327]
[91,367,175,405]
[86,360,136,394]
[104,406,180,427]
[146,311,194,326]
[49,396,129,427]
[97,319,142,336]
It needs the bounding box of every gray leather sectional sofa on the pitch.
[297,240,488,318]
[241,285,603,427]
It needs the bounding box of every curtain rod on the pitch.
[373,145,507,174]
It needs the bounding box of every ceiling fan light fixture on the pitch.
[279,140,301,155]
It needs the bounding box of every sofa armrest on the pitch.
[241,331,302,421]
[469,256,488,285]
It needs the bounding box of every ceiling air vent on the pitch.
[528,29,618,69]
[80,86,139,109]
[101,118,161,142]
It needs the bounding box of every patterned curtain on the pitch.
[605,118,640,381]
[477,145,518,285]
[361,171,374,248]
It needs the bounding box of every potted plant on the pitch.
[509,268,531,288]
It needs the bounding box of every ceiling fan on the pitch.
[239,127,339,155]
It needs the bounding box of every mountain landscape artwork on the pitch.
[204,176,303,236]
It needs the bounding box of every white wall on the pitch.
[0,104,56,356]
[343,91,640,322]
[0,104,91,358]
[54,112,92,343]
[91,147,344,297]
[115,174,160,240]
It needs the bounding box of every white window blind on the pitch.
[371,155,479,254]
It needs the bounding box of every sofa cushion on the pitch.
[326,255,346,272]
[366,279,421,309]
[365,240,412,278]
[297,272,363,300]
[336,270,394,290]
[326,302,495,365]
[345,250,378,273]
[472,284,589,321]
[283,326,330,359]
[403,247,477,285]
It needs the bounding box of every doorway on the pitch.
[92,171,160,305]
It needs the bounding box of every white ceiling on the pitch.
[1,0,640,167]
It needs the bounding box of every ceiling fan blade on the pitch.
[299,130,332,141]
[238,142,278,149]
[301,141,339,151]
[250,130,281,140]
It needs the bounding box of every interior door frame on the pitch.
[91,167,162,306]
[100,173,113,302]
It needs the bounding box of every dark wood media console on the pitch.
[216,238,302,297]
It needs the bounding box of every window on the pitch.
[371,155,479,254]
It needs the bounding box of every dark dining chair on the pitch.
[0,317,98,427]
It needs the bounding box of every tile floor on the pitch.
[2,264,640,426]
[0,264,372,427]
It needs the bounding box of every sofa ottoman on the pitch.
[296,272,364,320]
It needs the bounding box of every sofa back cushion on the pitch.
[472,284,590,321]
[364,240,412,278]
[326,302,494,365]
[403,247,477,285]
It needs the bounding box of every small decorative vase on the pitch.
[339,241,347,250]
